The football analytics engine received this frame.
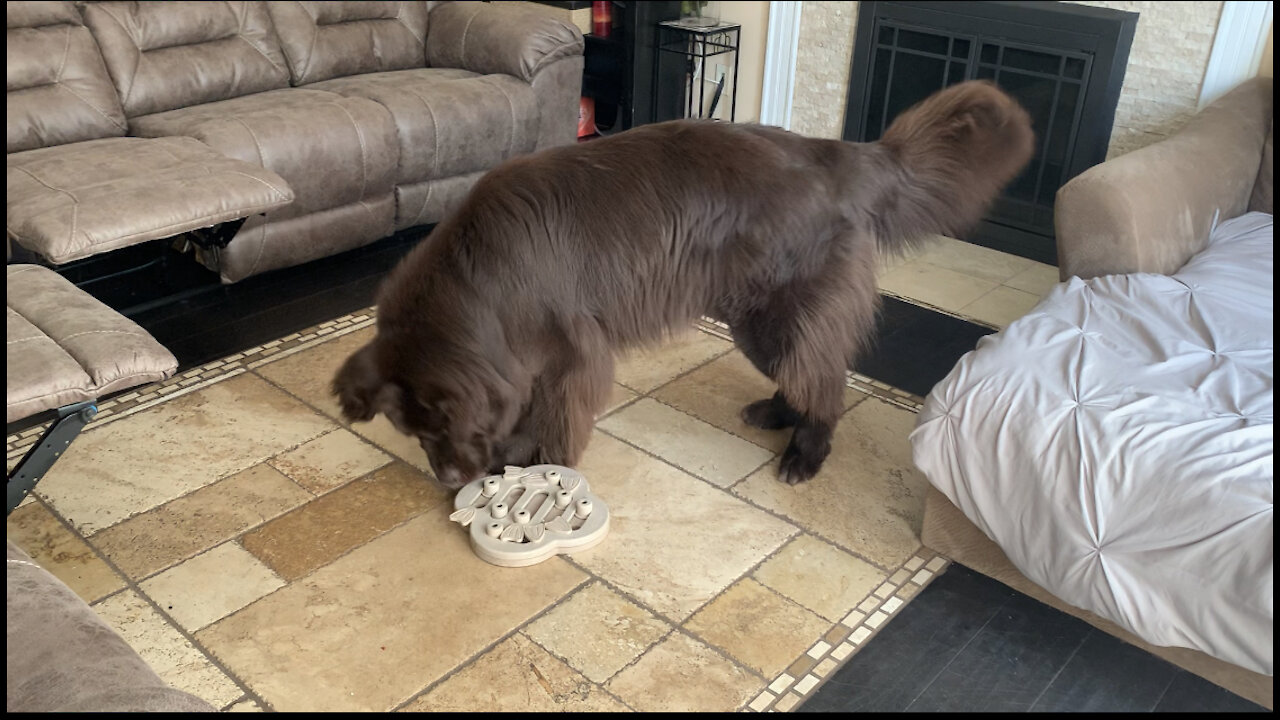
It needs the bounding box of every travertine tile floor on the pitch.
[878,235,1060,330]
[5,237,1059,712]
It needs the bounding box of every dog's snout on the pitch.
[436,466,467,490]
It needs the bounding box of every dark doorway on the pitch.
[843,1,1138,265]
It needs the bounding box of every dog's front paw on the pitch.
[777,443,824,485]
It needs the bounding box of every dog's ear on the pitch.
[332,342,385,422]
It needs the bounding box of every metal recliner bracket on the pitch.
[7,400,98,515]
[184,216,248,250]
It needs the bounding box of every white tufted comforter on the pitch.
[911,212,1274,676]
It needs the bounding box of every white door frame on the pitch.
[1199,0,1273,108]
[759,1,804,128]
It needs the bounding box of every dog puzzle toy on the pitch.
[449,464,609,567]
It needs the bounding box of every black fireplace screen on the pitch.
[844,2,1137,265]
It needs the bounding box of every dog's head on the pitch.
[331,335,524,490]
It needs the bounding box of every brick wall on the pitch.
[790,1,1226,159]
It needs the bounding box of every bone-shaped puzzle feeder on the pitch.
[449,464,610,567]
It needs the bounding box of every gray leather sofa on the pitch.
[8,540,215,712]
[7,0,585,283]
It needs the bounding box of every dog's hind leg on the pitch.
[743,258,879,485]
[732,317,803,430]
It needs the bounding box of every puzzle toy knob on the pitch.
[448,464,610,568]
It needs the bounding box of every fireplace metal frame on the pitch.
[843,1,1137,265]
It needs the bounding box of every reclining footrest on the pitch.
[6,265,178,512]
[7,136,294,264]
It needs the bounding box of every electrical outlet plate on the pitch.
[449,465,609,568]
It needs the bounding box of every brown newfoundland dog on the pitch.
[333,80,1034,489]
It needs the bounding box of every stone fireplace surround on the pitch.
[790,1,1246,160]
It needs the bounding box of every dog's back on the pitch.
[383,121,867,348]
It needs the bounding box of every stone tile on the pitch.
[94,589,242,708]
[196,506,587,712]
[523,581,672,683]
[141,542,285,632]
[572,432,798,621]
[254,327,374,421]
[601,383,638,417]
[252,330,435,472]
[268,428,392,493]
[91,464,312,580]
[348,416,433,473]
[959,285,1043,329]
[5,502,124,603]
[613,329,731,393]
[597,398,776,487]
[401,633,628,711]
[606,632,760,712]
[753,535,886,623]
[733,398,929,568]
[913,236,1036,284]
[685,577,832,677]
[652,351,863,453]
[1004,261,1062,297]
[36,373,336,534]
[240,462,448,581]
[877,261,999,315]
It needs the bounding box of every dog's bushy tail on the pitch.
[867,80,1035,256]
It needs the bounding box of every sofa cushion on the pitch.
[6,265,178,424]
[1248,118,1272,215]
[266,1,429,86]
[7,136,294,264]
[309,69,539,183]
[81,0,290,118]
[6,1,128,153]
[129,88,398,217]
[7,540,214,711]
[426,1,583,84]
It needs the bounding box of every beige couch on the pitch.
[921,76,1273,710]
[7,0,584,283]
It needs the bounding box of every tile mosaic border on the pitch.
[747,550,951,712]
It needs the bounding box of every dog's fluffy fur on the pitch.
[333,80,1034,489]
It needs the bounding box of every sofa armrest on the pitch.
[1054,76,1273,281]
[426,1,584,84]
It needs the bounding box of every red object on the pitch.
[592,1,612,37]
[578,96,598,138]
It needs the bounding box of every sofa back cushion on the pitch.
[6,1,128,153]
[81,1,290,118]
[266,1,429,86]
[1248,118,1272,215]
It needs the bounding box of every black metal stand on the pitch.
[654,20,741,121]
[7,400,97,515]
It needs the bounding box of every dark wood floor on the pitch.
[856,295,996,397]
[800,564,1267,713]
[64,228,428,372]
